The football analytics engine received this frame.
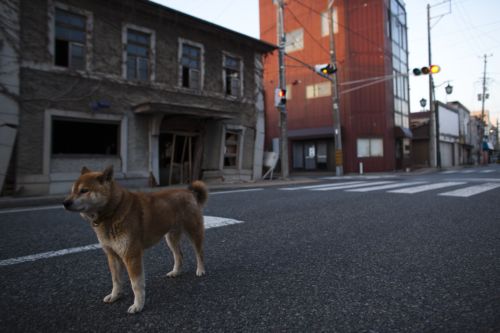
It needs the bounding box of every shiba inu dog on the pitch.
[63,166,207,314]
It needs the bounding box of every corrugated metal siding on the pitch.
[260,0,398,172]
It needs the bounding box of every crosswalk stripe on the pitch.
[312,181,395,191]
[480,170,495,173]
[442,171,457,174]
[347,181,427,192]
[438,183,500,197]
[462,170,474,174]
[279,181,365,191]
[388,182,465,194]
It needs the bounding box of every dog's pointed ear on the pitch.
[100,165,114,183]
[81,166,91,175]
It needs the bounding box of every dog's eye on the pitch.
[80,188,89,194]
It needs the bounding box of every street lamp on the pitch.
[445,83,453,95]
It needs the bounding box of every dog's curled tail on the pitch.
[189,180,208,207]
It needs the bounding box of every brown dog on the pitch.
[63,166,207,314]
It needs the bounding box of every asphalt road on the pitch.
[1,166,499,332]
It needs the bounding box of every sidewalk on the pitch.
[0,167,444,210]
[0,176,319,210]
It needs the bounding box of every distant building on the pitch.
[410,101,477,168]
[0,0,274,195]
[259,0,411,173]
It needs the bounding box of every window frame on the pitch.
[122,23,156,82]
[220,125,245,170]
[222,52,244,97]
[321,8,339,37]
[50,2,93,71]
[178,38,204,91]
[357,138,384,158]
[284,28,304,53]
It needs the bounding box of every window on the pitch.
[180,42,202,89]
[126,29,151,81]
[54,8,86,70]
[52,119,119,155]
[285,28,303,53]
[306,82,331,99]
[357,138,384,158]
[223,54,242,97]
[224,130,240,168]
[321,8,339,37]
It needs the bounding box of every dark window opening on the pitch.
[54,8,86,70]
[55,40,69,67]
[224,131,240,168]
[52,119,119,155]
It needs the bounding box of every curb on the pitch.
[0,177,319,210]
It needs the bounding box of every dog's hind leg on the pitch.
[185,219,206,277]
[165,230,183,277]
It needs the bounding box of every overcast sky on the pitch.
[153,0,500,123]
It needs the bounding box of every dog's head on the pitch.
[63,166,114,213]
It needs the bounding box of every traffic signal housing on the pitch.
[413,65,440,76]
[314,63,337,75]
[274,88,287,107]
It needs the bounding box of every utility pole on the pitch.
[328,0,343,176]
[276,0,289,179]
[426,0,451,169]
[427,3,440,168]
[478,54,491,164]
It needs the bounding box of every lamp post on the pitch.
[420,98,427,112]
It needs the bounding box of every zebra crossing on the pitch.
[279,180,500,198]
[441,169,496,174]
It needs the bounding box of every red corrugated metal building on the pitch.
[259,0,411,173]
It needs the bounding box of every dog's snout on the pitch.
[63,199,73,209]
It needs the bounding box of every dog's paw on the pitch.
[103,293,121,303]
[127,303,144,314]
[166,270,181,278]
[196,268,206,277]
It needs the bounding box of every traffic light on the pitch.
[314,63,337,75]
[274,88,287,107]
[412,65,440,76]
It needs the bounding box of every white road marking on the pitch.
[0,205,62,215]
[312,181,395,191]
[438,182,500,197]
[0,216,243,267]
[442,171,457,174]
[210,188,263,195]
[480,170,495,173]
[347,181,427,192]
[0,189,263,215]
[462,170,475,174]
[388,182,465,194]
[279,181,365,191]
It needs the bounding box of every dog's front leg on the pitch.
[124,254,145,314]
[103,248,125,303]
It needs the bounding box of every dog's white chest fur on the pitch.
[95,228,130,256]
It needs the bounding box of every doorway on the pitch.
[159,133,200,186]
